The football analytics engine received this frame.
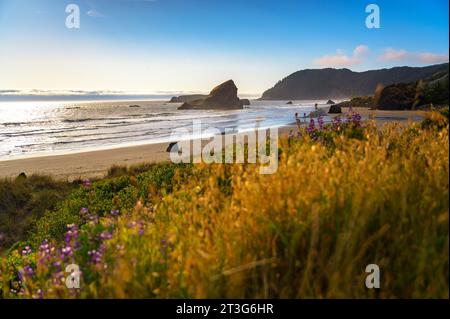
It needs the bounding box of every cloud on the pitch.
[378,48,449,64]
[416,52,449,64]
[314,45,369,68]
[378,48,408,61]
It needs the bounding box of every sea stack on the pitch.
[178,80,245,110]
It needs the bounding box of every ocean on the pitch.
[0,98,330,160]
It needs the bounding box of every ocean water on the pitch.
[0,99,330,160]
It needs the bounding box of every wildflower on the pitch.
[351,112,362,126]
[110,209,120,217]
[88,244,106,264]
[21,246,32,256]
[23,265,34,277]
[332,116,342,130]
[65,224,79,244]
[317,115,324,130]
[61,246,73,258]
[88,249,102,264]
[38,239,55,264]
[306,119,315,135]
[83,179,92,188]
[306,119,319,140]
[80,208,98,223]
[80,207,88,215]
[98,231,113,241]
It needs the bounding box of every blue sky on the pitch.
[0,0,448,94]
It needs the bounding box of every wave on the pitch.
[1,122,27,126]
[63,118,97,123]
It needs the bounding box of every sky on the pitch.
[0,0,448,95]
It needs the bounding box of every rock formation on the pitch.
[376,82,418,110]
[328,104,342,113]
[169,95,207,103]
[178,80,245,110]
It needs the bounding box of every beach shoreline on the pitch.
[0,108,426,180]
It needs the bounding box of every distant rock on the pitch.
[241,99,251,106]
[178,80,244,110]
[286,101,293,105]
[169,95,208,103]
[376,82,418,110]
[129,105,140,108]
[326,100,335,105]
[328,104,342,114]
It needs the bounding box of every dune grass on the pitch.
[0,175,78,253]
[0,110,448,298]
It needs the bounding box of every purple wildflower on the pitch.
[80,207,98,224]
[61,245,73,258]
[332,116,342,130]
[110,209,120,217]
[53,261,62,270]
[351,112,362,126]
[38,239,55,264]
[80,207,88,215]
[23,265,34,277]
[317,115,324,130]
[98,231,113,241]
[88,244,106,265]
[306,119,315,133]
[306,118,318,140]
[65,224,79,244]
[83,179,92,189]
[21,246,32,256]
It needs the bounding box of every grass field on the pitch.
[1,110,448,298]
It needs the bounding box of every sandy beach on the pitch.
[0,108,426,181]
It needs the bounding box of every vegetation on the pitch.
[334,96,374,109]
[424,74,449,106]
[0,110,448,298]
[0,176,77,252]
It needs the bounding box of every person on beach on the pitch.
[295,113,301,127]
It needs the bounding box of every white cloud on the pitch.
[314,45,369,68]
[378,48,448,64]
[378,48,408,61]
[353,45,370,57]
[416,52,449,64]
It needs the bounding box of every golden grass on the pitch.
[2,118,448,298]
